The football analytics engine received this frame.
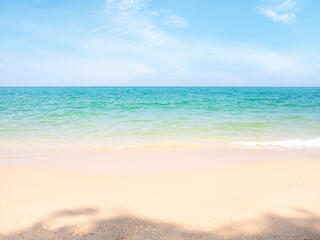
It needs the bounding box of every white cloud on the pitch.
[147,9,190,28]
[146,10,161,17]
[163,15,189,28]
[106,0,145,11]
[258,0,301,24]
[260,9,296,24]
[107,2,190,28]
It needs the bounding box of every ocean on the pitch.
[1,87,320,149]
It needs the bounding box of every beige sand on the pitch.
[1,157,320,239]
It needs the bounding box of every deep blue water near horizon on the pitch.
[1,87,320,148]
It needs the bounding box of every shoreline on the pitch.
[1,146,320,175]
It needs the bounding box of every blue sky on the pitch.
[0,0,320,86]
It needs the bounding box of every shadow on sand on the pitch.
[1,207,320,240]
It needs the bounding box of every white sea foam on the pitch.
[234,138,320,149]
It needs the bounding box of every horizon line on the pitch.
[1,86,320,88]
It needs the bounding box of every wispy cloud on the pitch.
[106,0,145,11]
[162,15,189,28]
[258,0,302,24]
[107,0,190,28]
[147,9,190,28]
[0,0,318,86]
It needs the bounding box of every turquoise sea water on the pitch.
[1,87,320,149]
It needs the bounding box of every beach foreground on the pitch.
[1,157,320,239]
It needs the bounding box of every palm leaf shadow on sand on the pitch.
[2,207,320,240]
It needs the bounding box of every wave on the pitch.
[234,138,320,149]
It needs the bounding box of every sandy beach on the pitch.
[1,149,320,240]
[2,0,320,237]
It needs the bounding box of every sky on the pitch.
[0,0,320,86]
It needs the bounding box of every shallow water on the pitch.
[1,87,320,149]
